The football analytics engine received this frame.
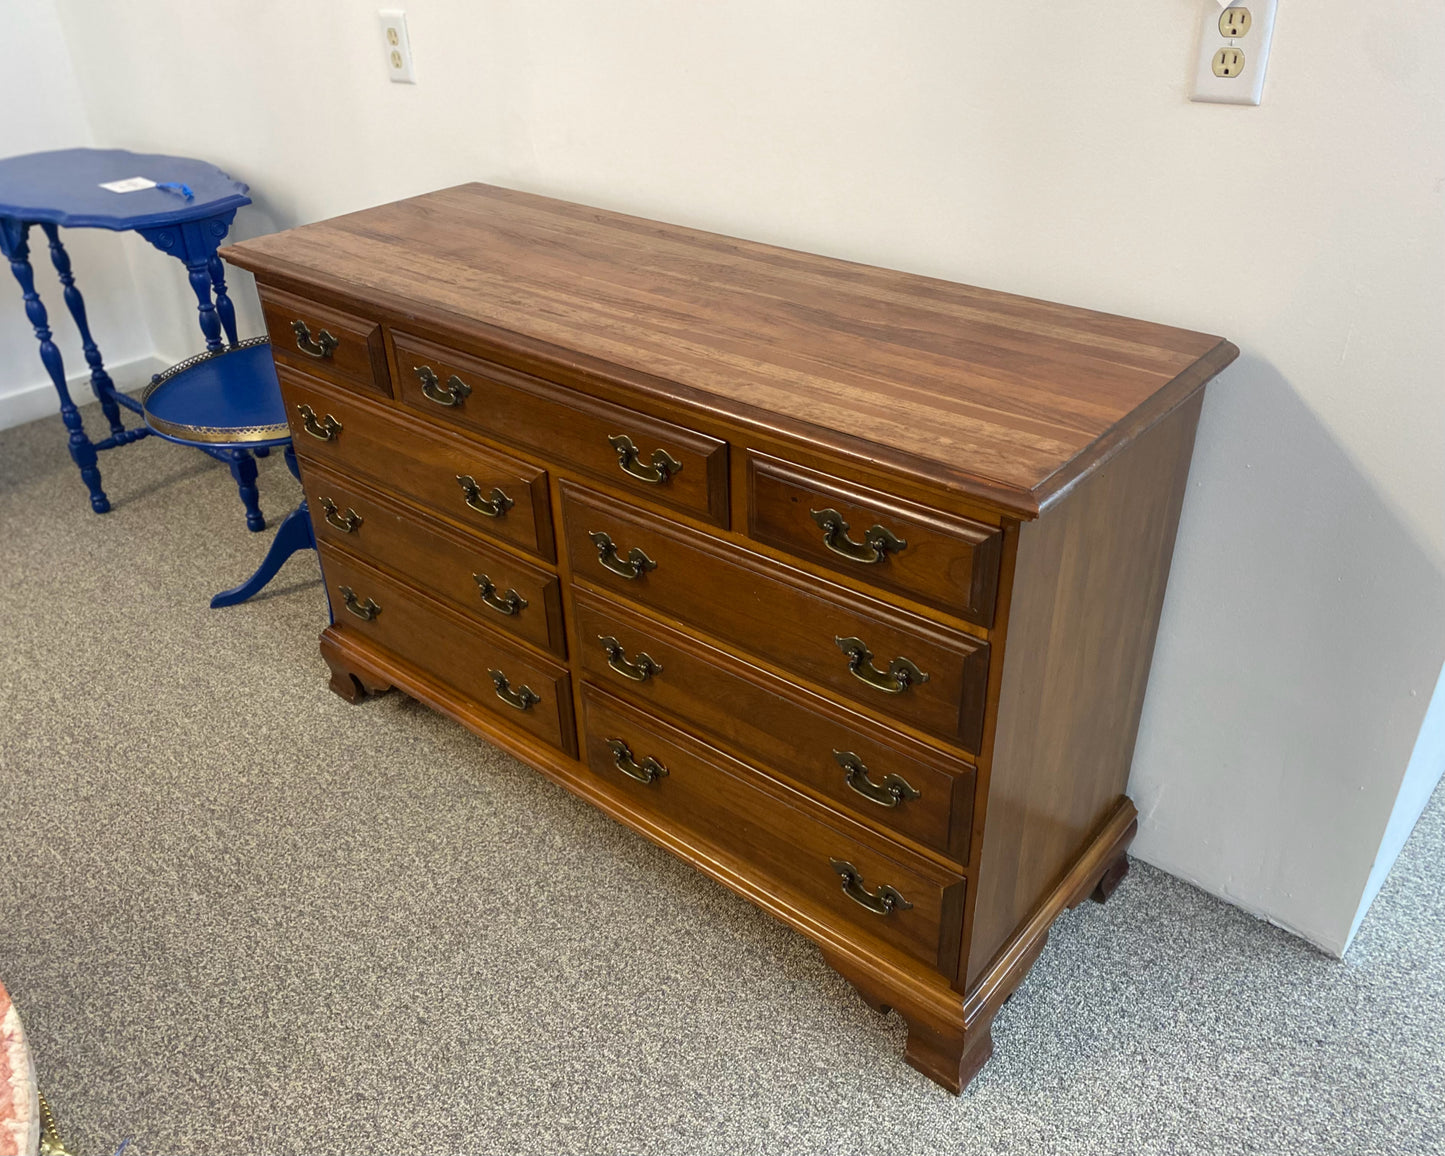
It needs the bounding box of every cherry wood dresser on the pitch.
[224,185,1236,1093]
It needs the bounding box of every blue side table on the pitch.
[0,148,256,518]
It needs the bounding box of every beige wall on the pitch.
[47,0,1445,953]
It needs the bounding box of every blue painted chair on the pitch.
[141,337,316,607]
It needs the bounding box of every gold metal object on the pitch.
[598,635,663,682]
[809,508,907,564]
[829,858,912,915]
[456,475,514,517]
[473,574,527,615]
[415,365,472,407]
[605,737,669,784]
[607,433,683,484]
[38,1090,77,1156]
[338,585,381,620]
[834,636,929,694]
[295,403,342,441]
[320,497,362,532]
[588,530,657,579]
[291,319,338,359]
[833,750,921,808]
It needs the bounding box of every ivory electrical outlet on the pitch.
[380,10,416,84]
[1192,0,1276,106]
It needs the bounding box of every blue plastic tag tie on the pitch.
[156,181,195,201]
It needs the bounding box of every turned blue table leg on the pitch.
[225,448,266,532]
[208,253,239,347]
[0,218,108,513]
[139,212,236,353]
[41,223,126,438]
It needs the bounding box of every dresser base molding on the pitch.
[318,623,1137,1094]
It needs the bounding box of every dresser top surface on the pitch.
[225,183,1235,516]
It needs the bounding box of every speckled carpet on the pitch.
[1,399,1442,1156]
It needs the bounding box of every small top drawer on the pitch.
[748,454,1003,628]
[261,287,391,399]
[391,332,729,526]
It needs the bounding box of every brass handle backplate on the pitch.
[489,669,540,711]
[456,475,514,518]
[598,635,663,682]
[296,403,342,442]
[833,750,921,808]
[605,738,669,784]
[810,508,907,565]
[588,531,657,579]
[829,858,912,916]
[834,636,930,695]
[415,365,472,407]
[608,434,683,485]
[473,574,527,616]
[320,497,362,533]
[291,319,338,360]
[337,585,380,621]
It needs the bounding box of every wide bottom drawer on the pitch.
[580,687,966,978]
[319,546,576,754]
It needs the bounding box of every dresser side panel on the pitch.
[965,391,1204,988]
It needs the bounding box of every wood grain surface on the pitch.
[225,183,1237,516]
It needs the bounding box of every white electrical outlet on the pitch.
[379,10,416,84]
[1191,0,1276,106]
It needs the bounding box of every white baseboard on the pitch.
[0,353,172,432]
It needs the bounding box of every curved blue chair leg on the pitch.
[211,499,316,608]
[226,448,265,531]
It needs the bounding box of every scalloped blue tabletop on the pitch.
[0,147,249,230]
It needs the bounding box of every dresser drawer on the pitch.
[561,484,989,752]
[581,688,965,976]
[280,369,555,561]
[574,590,973,861]
[392,332,729,526]
[261,287,390,398]
[747,453,1003,628]
[319,547,575,754]
[301,462,565,657]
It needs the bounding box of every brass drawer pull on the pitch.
[473,574,527,616]
[291,319,338,360]
[415,365,472,407]
[829,858,912,916]
[320,497,362,533]
[598,635,663,682]
[834,636,929,694]
[833,751,921,808]
[810,508,907,564]
[456,475,514,518]
[295,403,342,441]
[489,669,540,711]
[337,585,380,621]
[588,531,657,579]
[608,434,683,485]
[605,738,669,784]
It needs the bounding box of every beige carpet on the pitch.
[1,397,1442,1155]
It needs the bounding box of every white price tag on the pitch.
[98,177,157,194]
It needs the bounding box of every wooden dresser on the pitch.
[224,185,1236,1093]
